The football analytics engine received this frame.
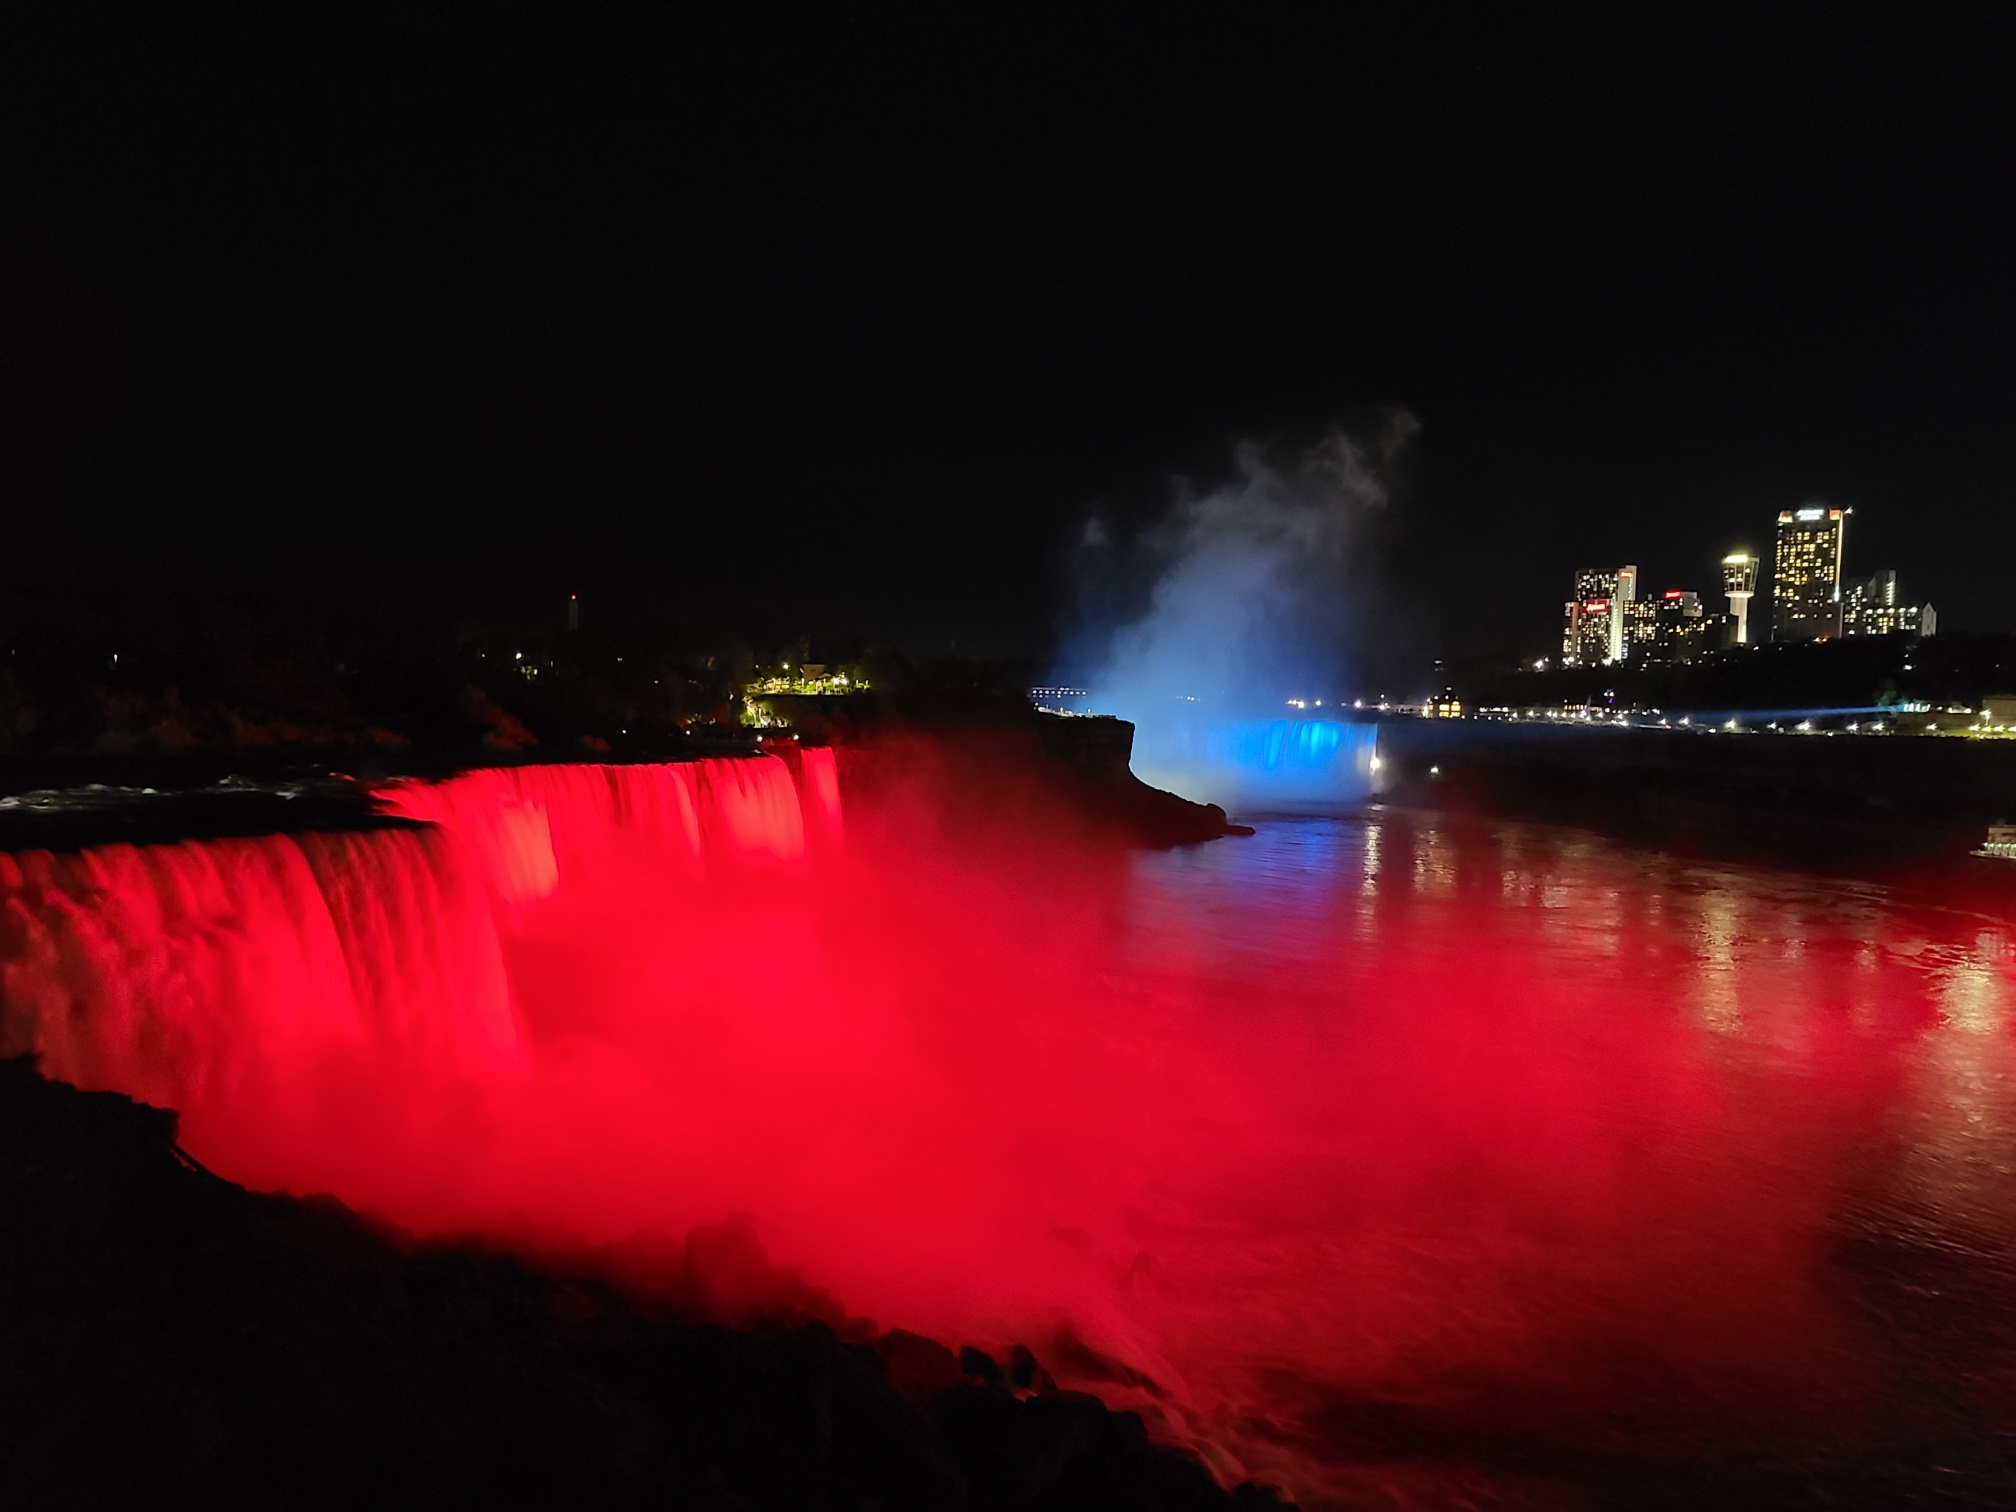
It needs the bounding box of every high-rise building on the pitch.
[1626,589,1711,663]
[1843,568,1896,634]
[1842,570,1936,638]
[1616,566,1639,643]
[1564,594,1614,666]
[1721,551,1759,645]
[1677,608,1730,660]
[1562,566,1636,664]
[1625,597,1654,656]
[1771,507,1846,641]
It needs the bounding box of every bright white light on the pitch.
[1796,720,1812,732]
[1368,755,1384,772]
[1429,765,1440,776]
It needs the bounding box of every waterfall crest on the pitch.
[0,755,836,1126]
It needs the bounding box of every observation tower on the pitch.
[1722,551,1759,645]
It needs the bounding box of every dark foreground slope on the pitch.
[0,1060,1286,1511]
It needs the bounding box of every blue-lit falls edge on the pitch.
[1128,716,1383,816]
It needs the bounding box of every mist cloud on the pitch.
[1057,418,1416,811]
[1067,417,1414,716]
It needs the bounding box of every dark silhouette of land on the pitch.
[0,1058,1287,1510]
[1453,632,2016,722]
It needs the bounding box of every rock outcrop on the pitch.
[0,1059,1287,1510]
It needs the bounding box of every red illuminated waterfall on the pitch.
[0,753,836,1200]
[374,752,817,907]
[0,826,519,1111]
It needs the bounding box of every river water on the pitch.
[9,776,2016,1507]
[1094,814,2016,1506]
[498,802,2016,1507]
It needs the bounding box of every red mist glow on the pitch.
[4,750,2014,1504]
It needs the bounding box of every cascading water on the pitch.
[0,826,518,1109]
[373,753,812,905]
[1127,715,1381,814]
[0,754,825,1202]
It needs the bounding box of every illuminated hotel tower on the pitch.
[1770,506,1846,641]
[1721,550,1759,644]
[1562,565,1638,664]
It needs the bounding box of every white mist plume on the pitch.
[1074,417,1414,719]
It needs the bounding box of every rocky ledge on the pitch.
[0,1059,1288,1510]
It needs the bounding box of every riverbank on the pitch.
[1376,718,2016,878]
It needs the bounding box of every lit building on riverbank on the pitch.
[1771,507,1847,641]
[1546,506,1931,668]
[1722,551,1759,644]
[1626,589,1717,663]
[1562,565,1637,665]
[1842,569,1936,638]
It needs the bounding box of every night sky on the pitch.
[4,7,2011,660]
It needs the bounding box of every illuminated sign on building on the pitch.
[1561,567,1637,666]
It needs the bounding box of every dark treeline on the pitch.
[0,593,887,765]
[1453,633,2016,719]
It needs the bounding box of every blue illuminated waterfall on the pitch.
[1129,714,1382,815]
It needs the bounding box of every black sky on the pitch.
[3,6,2011,659]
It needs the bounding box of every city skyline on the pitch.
[1557,501,1934,668]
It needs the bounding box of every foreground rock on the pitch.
[0,1059,1288,1509]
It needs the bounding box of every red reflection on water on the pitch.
[4,758,2016,1505]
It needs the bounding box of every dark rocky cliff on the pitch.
[772,693,1242,848]
[0,1058,1287,1510]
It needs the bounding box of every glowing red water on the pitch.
[0,826,519,1168]
[375,752,812,903]
[5,758,2015,1504]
